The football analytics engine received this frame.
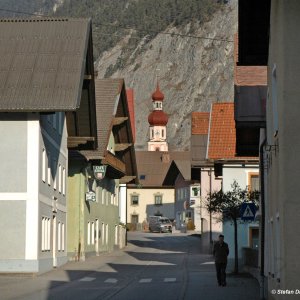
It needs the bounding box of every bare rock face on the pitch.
[96,1,237,151]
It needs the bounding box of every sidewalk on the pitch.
[185,269,260,300]
[0,244,136,300]
[185,234,260,300]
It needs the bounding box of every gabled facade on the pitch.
[127,151,190,229]
[67,78,137,260]
[206,103,260,272]
[191,112,222,243]
[0,18,94,274]
[163,160,194,230]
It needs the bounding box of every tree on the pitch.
[206,180,259,274]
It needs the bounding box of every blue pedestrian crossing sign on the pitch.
[240,203,256,221]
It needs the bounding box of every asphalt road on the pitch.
[1,232,260,300]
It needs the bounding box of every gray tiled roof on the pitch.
[79,78,138,182]
[173,160,191,181]
[136,151,190,187]
[0,18,91,111]
[79,78,124,159]
[95,78,124,155]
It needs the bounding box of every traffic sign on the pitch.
[240,203,256,221]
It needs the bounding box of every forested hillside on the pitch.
[0,0,56,16]
[0,0,225,61]
[54,0,223,59]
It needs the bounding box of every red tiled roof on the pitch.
[234,33,267,86]
[207,103,258,161]
[208,103,236,160]
[191,112,210,135]
[126,89,136,143]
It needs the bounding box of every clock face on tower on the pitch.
[155,130,160,136]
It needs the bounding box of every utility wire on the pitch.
[96,21,233,42]
[0,7,234,43]
[0,8,47,17]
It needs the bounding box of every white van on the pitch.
[149,216,172,233]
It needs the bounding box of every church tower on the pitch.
[148,84,169,151]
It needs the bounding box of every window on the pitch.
[41,217,45,251]
[115,187,119,206]
[91,222,95,245]
[115,225,118,245]
[41,217,51,251]
[87,222,91,245]
[248,173,260,191]
[58,164,62,193]
[105,224,108,245]
[249,227,259,249]
[131,195,139,206]
[53,159,57,190]
[179,189,183,200]
[162,129,164,138]
[42,149,46,182]
[47,152,51,186]
[102,223,105,244]
[61,223,65,251]
[101,189,105,205]
[47,218,51,250]
[58,222,61,251]
[62,167,66,195]
[111,193,114,205]
[154,195,162,205]
[192,187,199,197]
[140,175,146,180]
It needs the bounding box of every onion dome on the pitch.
[152,84,164,101]
[148,110,168,126]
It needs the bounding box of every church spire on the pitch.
[148,82,168,152]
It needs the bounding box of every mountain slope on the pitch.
[96,1,237,150]
[0,0,237,151]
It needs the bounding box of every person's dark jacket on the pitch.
[213,241,229,263]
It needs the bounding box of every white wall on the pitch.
[222,165,259,191]
[127,188,175,225]
[222,164,259,273]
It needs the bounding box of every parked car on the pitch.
[149,216,172,233]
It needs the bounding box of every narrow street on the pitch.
[0,232,259,300]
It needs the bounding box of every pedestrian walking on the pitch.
[213,234,229,287]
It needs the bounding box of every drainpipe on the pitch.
[259,138,266,300]
[209,167,212,245]
[77,166,85,262]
